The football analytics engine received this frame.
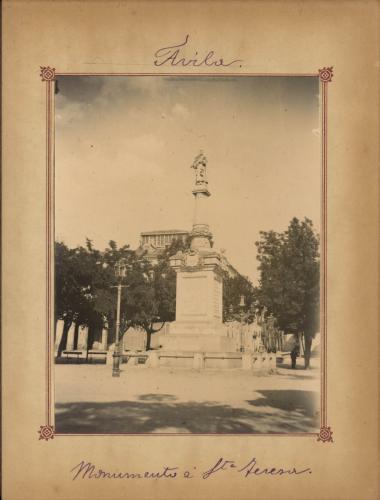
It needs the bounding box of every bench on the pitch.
[87,350,107,363]
[62,350,83,363]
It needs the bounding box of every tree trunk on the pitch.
[146,330,152,351]
[57,319,72,357]
[108,318,116,345]
[299,332,305,355]
[145,322,165,351]
[73,322,80,350]
[304,334,313,369]
[86,325,95,361]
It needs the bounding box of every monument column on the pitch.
[163,152,234,353]
[190,151,212,251]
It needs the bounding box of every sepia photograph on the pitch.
[54,75,321,435]
[4,1,380,499]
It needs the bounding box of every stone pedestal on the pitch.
[164,249,235,353]
[148,351,159,367]
[106,344,115,365]
[77,326,88,350]
[55,320,64,351]
[179,267,221,320]
[193,353,205,369]
[242,353,252,370]
[66,323,76,350]
[161,333,234,352]
[252,355,262,372]
[261,355,269,371]
[101,328,108,350]
[268,353,276,371]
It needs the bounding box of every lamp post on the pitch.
[112,259,127,377]
[239,294,245,352]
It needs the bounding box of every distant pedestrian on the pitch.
[290,342,300,369]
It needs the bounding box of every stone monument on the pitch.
[160,152,234,353]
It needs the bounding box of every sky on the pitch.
[55,75,320,283]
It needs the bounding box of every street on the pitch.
[55,357,320,434]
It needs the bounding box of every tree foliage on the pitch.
[255,217,320,367]
[55,241,106,356]
[55,236,192,355]
[222,272,257,322]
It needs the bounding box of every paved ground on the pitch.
[54,357,320,434]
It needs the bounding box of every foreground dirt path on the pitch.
[55,360,320,434]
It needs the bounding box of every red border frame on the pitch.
[38,67,333,443]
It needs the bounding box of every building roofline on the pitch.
[140,229,189,236]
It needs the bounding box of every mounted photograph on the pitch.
[53,74,322,435]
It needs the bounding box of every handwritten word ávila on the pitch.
[154,35,243,68]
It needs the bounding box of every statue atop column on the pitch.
[189,150,211,249]
[191,151,208,186]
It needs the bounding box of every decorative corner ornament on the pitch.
[317,426,333,443]
[318,67,333,83]
[40,66,56,81]
[38,424,55,441]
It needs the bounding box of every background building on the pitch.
[140,229,189,248]
[137,230,189,265]
[138,229,239,278]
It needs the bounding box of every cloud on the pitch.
[55,95,89,127]
[55,76,320,281]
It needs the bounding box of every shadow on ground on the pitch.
[277,371,318,381]
[247,390,318,417]
[277,361,318,370]
[55,390,319,434]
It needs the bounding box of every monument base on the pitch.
[160,319,235,352]
[160,333,235,352]
[147,350,277,371]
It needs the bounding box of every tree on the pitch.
[222,272,257,322]
[255,218,320,368]
[130,236,190,350]
[55,237,189,354]
[55,241,76,356]
[55,241,103,357]
[90,240,135,342]
[57,233,261,354]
